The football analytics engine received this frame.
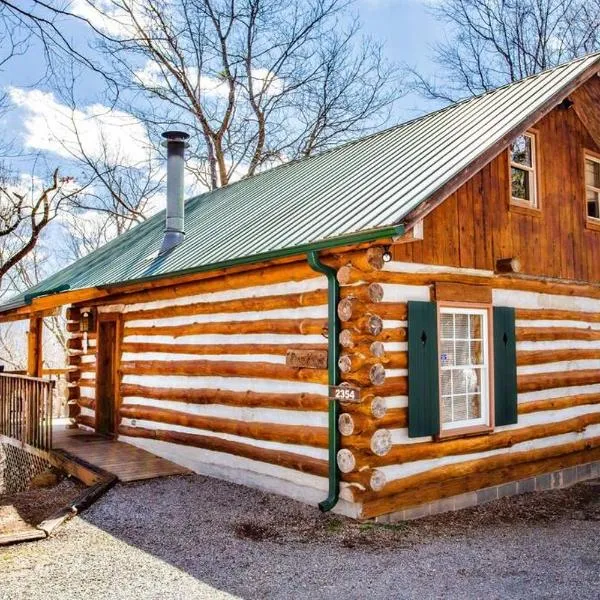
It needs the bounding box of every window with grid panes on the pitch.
[585,154,600,221]
[439,307,490,431]
[510,132,538,208]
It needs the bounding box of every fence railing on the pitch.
[0,373,55,451]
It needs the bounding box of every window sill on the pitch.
[585,219,600,232]
[509,202,542,217]
[435,424,493,441]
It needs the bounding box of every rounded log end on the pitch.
[369,363,386,386]
[369,340,385,358]
[367,314,383,336]
[367,283,384,303]
[337,448,356,473]
[370,396,387,419]
[339,329,354,348]
[338,354,352,374]
[370,429,392,456]
[366,247,385,271]
[337,265,355,286]
[338,413,355,436]
[337,297,354,322]
[370,469,387,491]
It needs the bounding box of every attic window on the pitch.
[585,153,600,222]
[510,132,538,209]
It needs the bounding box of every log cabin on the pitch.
[2,53,600,521]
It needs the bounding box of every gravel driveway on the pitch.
[1,474,598,600]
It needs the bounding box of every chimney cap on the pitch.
[162,130,190,142]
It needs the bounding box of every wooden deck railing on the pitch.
[0,373,55,451]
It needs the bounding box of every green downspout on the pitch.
[307,250,340,512]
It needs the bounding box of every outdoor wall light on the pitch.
[80,309,97,333]
[382,246,392,262]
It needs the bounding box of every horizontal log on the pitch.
[120,404,328,447]
[342,363,386,386]
[364,435,600,500]
[517,348,600,366]
[361,377,408,397]
[67,338,82,350]
[75,414,95,429]
[518,393,600,414]
[67,354,82,366]
[339,327,407,349]
[118,425,328,478]
[66,321,81,333]
[77,397,96,410]
[124,318,327,338]
[361,445,600,519]
[341,283,384,305]
[342,395,387,418]
[95,261,322,308]
[66,307,80,321]
[355,411,600,471]
[495,257,521,274]
[120,359,328,384]
[66,369,81,383]
[67,386,80,401]
[517,326,600,342]
[125,288,328,321]
[343,314,383,336]
[68,402,81,418]
[518,369,600,393]
[338,351,407,372]
[120,383,328,411]
[338,408,406,436]
[344,428,392,456]
[121,341,327,357]
[515,307,600,323]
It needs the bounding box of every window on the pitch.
[510,132,538,208]
[438,306,491,432]
[407,301,517,439]
[585,154,600,221]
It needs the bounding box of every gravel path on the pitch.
[0,475,598,600]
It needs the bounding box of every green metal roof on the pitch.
[3,52,600,312]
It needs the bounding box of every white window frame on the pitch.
[438,305,491,433]
[510,132,538,209]
[585,153,600,223]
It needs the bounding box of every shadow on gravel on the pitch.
[75,475,600,599]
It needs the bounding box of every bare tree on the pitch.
[0,165,80,286]
[0,0,119,93]
[413,0,600,103]
[75,0,400,189]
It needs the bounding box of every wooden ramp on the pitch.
[52,426,190,483]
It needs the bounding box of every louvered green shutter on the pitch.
[408,301,440,438]
[493,306,518,426]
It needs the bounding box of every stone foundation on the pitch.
[375,460,600,523]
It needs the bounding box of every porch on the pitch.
[52,424,190,483]
[0,372,189,485]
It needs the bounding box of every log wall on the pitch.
[336,260,600,519]
[70,262,360,515]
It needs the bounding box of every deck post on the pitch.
[27,316,43,378]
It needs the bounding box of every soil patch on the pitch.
[0,476,86,537]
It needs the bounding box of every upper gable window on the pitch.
[510,132,538,208]
[585,153,600,222]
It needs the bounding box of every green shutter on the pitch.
[408,301,440,438]
[493,306,518,426]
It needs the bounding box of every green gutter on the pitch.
[307,250,341,512]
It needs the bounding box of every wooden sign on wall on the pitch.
[286,349,328,369]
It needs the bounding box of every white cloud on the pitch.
[8,87,152,167]
[70,0,139,38]
[134,60,230,98]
